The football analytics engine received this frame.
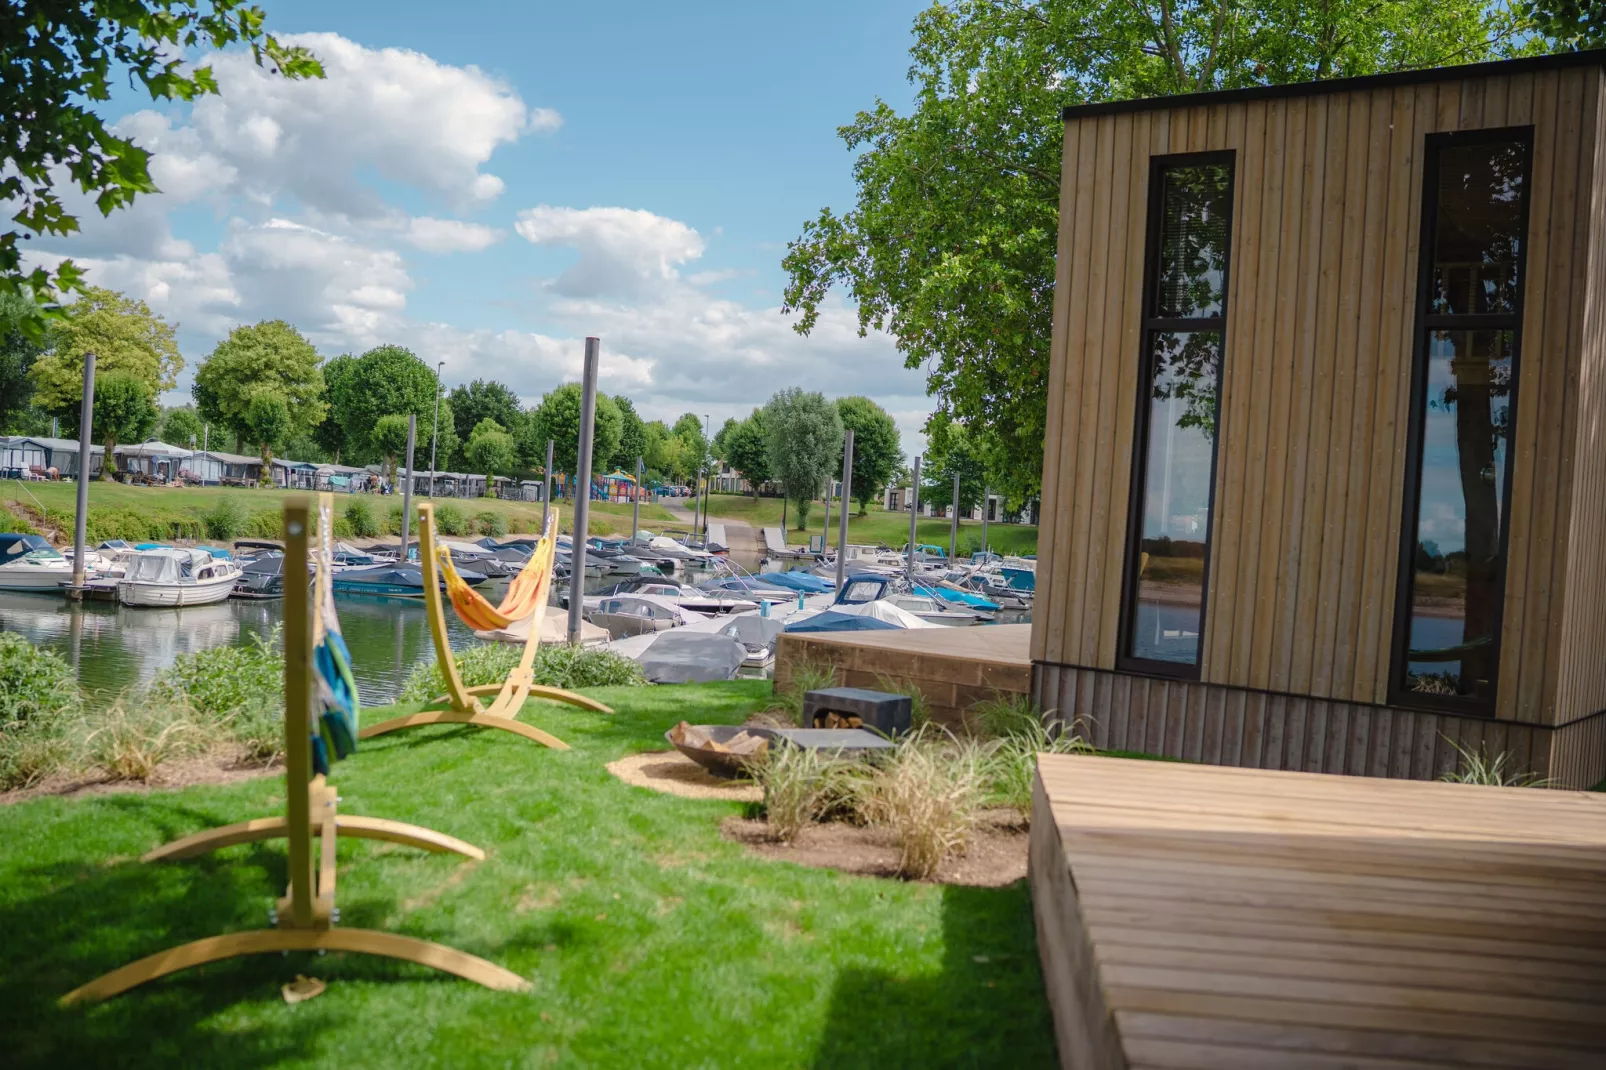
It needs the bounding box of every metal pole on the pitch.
[567,337,600,645]
[71,353,95,590]
[906,455,921,586]
[835,429,854,592]
[632,455,642,543]
[981,485,991,561]
[821,451,831,555]
[701,414,711,538]
[428,359,443,498]
[399,414,417,562]
[201,423,208,484]
[950,470,960,563]
[542,438,554,529]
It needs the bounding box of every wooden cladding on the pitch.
[1035,63,1606,727]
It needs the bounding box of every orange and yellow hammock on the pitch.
[438,513,558,631]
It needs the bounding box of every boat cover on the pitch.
[632,630,747,683]
[784,610,902,634]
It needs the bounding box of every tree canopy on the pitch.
[465,418,516,476]
[323,345,438,464]
[242,389,290,469]
[192,319,325,454]
[782,0,1525,508]
[531,383,622,483]
[160,406,203,448]
[92,371,158,474]
[1521,0,1606,47]
[448,379,523,463]
[611,394,647,472]
[369,414,411,478]
[29,286,180,414]
[0,292,42,433]
[0,1,320,318]
[764,388,843,530]
[921,417,989,515]
[835,395,903,514]
[722,410,772,499]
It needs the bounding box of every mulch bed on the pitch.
[721,808,1029,888]
[0,748,279,806]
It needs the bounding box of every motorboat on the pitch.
[118,547,242,607]
[580,580,758,616]
[0,534,72,592]
[755,568,834,595]
[912,581,1001,619]
[331,562,490,599]
[233,550,290,599]
[608,628,748,683]
[833,572,977,626]
[675,611,785,677]
[439,538,517,577]
[586,593,709,639]
[886,593,981,627]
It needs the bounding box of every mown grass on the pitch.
[0,479,678,543]
[703,493,1039,556]
[0,680,1055,1069]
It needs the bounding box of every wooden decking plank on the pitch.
[1124,1037,1469,1070]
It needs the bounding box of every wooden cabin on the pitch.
[1033,50,1606,789]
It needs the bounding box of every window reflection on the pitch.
[1132,331,1220,664]
[1156,165,1232,319]
[1430,143,1525,317]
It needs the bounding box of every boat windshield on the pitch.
[0,536,62,565]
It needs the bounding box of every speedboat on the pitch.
[586,593,709,639]
[332,562,490,599]
[0,534,72,592]
[118,547,242,607]
[834,572,978,626]
[233,550,290,599]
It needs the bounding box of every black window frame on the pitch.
[1388,126,1534,716]
[1116,150,1236,680]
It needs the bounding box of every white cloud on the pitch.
[515,205,705,298]
[403,217,504,253]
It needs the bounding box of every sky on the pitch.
[31,0,935,451]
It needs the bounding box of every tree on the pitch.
[610,395,647,472]
[192,320,325,455]
[160,406,203,448]
[722,410,773,499]
[322,344,438,463]
[369,414,411,481]
[530,384,623,488]
[1,2,320,318]
[30,286,180,414]
[835,396,903,515]
[921,417,988,516]
[315,353,356,461]
[449,379,523,462]
[92,372,158,477]
[712,417,740,461]
[1521,0,1606,47]
[0,292,43,433]
[642,419,678,481]
[242,389,291,471]
[465,418,515,476]
[763,388,843,530]
[672,412,711,485]
[782,0,1520,507]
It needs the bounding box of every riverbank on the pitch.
[0,679,1055,1068]
[702,493,1039,556]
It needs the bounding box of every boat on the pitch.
[833,572,977,626]
[0,534,73,592]
[912,581,1001,618]
[233,550,290,599]
[330,562,490,599]
[118,547,242,607]
[587,593,709,639]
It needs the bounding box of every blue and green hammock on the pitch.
[311,499,360,775]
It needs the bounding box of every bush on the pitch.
[84,508,155,543]
[752,745,853,843]
[435,503,468,535]
[81,693,206,782]
[1440,739,1550,787]
[387,504,406,536]
[150,628,282,721]
[854,729,987,879]
[0,506,37,535]
[344,498,379,538]
[771,659,839,725]
[201,496,247,541]
[873,673,931,731]
[970,692,1091,816]
[399,641,645,702]
[475,510,509,537]
[0,635,82,789]
[242,509,284,539]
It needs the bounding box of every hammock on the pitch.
[437,512,557,631]
[311,496,360,773]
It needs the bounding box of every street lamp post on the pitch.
[700,414,711,538]
[428,360,444,499]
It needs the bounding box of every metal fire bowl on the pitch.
[665,724,777,779]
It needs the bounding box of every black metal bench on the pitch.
[800,687,912,737]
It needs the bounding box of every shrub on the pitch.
[751,744,852,843]
[242,509,284,539]
[225,693,284,763]
[0,506,37,535]
[344,498,379,538]
[0,635,82,789]
[771,659,839,725]
[873,673,931,732]
[84,508,155,543]
[150,628,282,721]
[384,504,405,535]
[399,641,645,702]
[81,693,206,782]
[201,496,247,541]
[532,644,646,689]
[162,514,204,541]
[970,692,1091,816]
[475,510,509,538]
[854,729,987,880]
[1440,739,1551,787]
[435,503,468,535]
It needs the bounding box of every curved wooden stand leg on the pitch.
[332,816,485,860]
[60,927,531,1006]
[141,817,290,863]
[358,710,569,750]
[461,683,615,714]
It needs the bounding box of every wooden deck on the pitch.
[774,623,1030,728]
[1029,754,1606,1068]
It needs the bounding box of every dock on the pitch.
[775,623,1030,727]
[1029,753,1606,1068]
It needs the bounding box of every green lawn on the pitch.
[0,680,1055,1069]
[1,479,676,541]
[703,494,1038,556]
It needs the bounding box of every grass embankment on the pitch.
[0,680,1055,1068]
[0,480,675,545]
[703,494,1039,556]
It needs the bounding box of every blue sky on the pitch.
[38,0,935,449]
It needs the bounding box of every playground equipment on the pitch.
[62,496,528,1005]
[358,502,612,748]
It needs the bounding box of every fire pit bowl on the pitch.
[665,723,777,779]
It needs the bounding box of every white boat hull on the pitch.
[0,564,73,592]
[118,573,238,607]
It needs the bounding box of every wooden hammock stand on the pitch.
[357,501,611,750]
[62,498,529,1006]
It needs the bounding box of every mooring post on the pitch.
[949,470,960,563]
[632,455,643,543]
[70,352,96,594]
[399,414,417,562]
[568,338,600,645]
[835,429,854,591]
[542,439,554,529]
[981,484,991,560]
[906,455,921,587]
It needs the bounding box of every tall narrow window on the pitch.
[1394,130,1531,710]
[1120,154,1234,674]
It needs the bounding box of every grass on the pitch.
[0,680,1055,1068]
[702,493,1039,556]
[0,479,676,543]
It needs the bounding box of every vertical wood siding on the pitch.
[1036,68,1605,729]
